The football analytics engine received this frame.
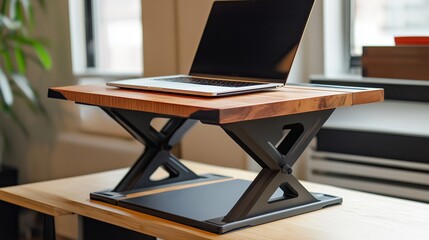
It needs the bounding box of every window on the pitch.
[69,0,144,137]
[70,0,143,75]
[349,0,429,66]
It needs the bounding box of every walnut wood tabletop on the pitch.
[48,84,383,124]
[0,161,427,240]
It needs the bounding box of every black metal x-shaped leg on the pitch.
[219,109,340,223]
[90,108,226,203]
[90,107,342,233]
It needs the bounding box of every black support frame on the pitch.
[90,108,226,203]
[219,109,336,223]
[90,107,342,233]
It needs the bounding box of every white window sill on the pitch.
[74,70,143,79]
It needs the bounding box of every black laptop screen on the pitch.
[190,0,314,83]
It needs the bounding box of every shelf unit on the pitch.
[309,75,429,202]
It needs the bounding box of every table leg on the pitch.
[43,214,56,240]
[81,216,156,240]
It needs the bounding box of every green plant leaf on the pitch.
[0,15,21,30]
[19,0,33,24]
[14,46,26,73]
[10,73,36,103]
[1,0,8,15]
[1,50,14,73]
[15,0,24,23]
[0,68,13,107]
[32,41,52,70]
[14,36,52,70]
[8,0,18,19]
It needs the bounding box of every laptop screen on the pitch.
[190,0,315,83]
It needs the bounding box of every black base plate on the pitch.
[118,179,342,234]
[90,173,228,205]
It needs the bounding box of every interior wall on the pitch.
[176,0,214,74]
[141,0,179,76]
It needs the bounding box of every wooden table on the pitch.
[1,160,428,240]
[5,84,388,238]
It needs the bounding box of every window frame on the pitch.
[347,0,362,68]
[84,0,96,69]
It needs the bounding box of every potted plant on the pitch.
[0,0,51,166]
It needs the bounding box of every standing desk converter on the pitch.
[47,84,384,233]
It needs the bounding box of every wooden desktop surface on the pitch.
[0,160,427,240]
[48,84,383,124]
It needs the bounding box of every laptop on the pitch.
[108,0,315,97]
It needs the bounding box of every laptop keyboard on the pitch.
[162,77,262,88]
